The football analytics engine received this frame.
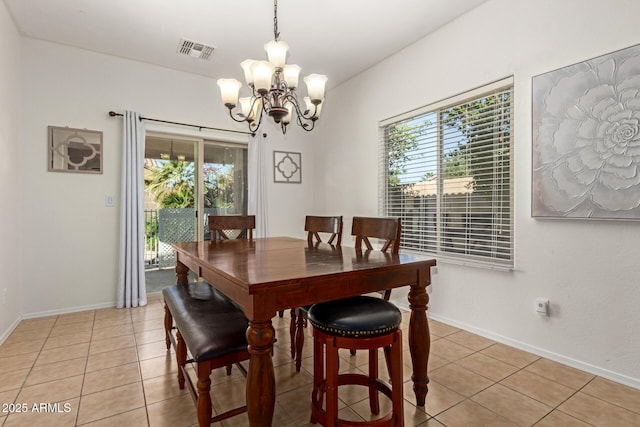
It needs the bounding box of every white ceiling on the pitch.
[4,0,487,89]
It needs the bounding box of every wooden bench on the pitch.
[162,282,250,426]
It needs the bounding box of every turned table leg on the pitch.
[408,267,431,406]
[246,319,276,427]
[175,260,189,286]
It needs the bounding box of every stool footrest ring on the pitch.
[311,373,395,427]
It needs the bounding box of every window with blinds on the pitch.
[379,78,513,269]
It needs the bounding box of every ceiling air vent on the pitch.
[177,38,215,60]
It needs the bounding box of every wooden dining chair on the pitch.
[208,215,255,241]
[305,215,343,246]
[290,215,343,371]
[351,216,401,300]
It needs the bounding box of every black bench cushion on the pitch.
[308,296,401,338]
[163,282,248,362]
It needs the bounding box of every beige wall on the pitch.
[0,1,23,341]
[308,0,640,387]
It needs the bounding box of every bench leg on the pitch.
[163,302,173,350]
[176,330,187,389]
[197,361,213,427]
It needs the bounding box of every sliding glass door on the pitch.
[201,142,248,239]
[143,133,247,293]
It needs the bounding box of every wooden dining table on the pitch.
[172,236,436,427]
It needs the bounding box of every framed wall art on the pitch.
[532,43,640,220]
[48,126,103,174]
[273,151,302,183]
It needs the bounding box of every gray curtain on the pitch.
[117,111,147,308]
[248,132,269,237]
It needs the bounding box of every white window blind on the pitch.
[379,78,514,268]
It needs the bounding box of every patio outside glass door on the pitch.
[201,142,248,239]
[144,135,198,292]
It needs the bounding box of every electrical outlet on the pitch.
[2,288,6,305]
[535,298,549,316]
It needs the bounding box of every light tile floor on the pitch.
[1,293,639,426]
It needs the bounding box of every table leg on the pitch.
[408,268,431,406]
[246,319,276,427]
[175,260,189,286]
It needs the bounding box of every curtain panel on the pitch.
[117,111,147,308]
[248,132,269,237]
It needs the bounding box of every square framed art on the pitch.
[532,43,640,220]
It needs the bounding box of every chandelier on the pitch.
[217,0,327,135]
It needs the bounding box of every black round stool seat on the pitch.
[308,296,402,338]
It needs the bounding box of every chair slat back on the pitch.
[351,217,401,254]
[305,216,343,246]
[351,216,401,301]
[208,215,255,241]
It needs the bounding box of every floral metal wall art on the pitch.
[273,151,301,183]
[532,43,640,219]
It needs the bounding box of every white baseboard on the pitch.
[0,297,164,346]
[428,313,640,391]
[0,316,23,346]
[21,301,117,320]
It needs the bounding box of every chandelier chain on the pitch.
[273,0,280,41]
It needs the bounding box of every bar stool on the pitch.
[308,296,404,427]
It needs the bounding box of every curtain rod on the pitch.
[108,111,254,137]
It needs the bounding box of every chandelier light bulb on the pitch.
[304,74,328,103]
[217,79,242,107]
[283,64,302,89]
[239,97,252,119]
[264,40,289,69]
[249,98,262,121]
[240,60,256,85]
[304,97,323,119]
[251,61,275,93]
[283,102,294,125]
[239,97,262,122]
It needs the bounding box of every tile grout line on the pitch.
[428,342,540,425]
[135,303,154,427]
[74,309,96,427]
[75,307,150,426]
[5,315,58,424]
